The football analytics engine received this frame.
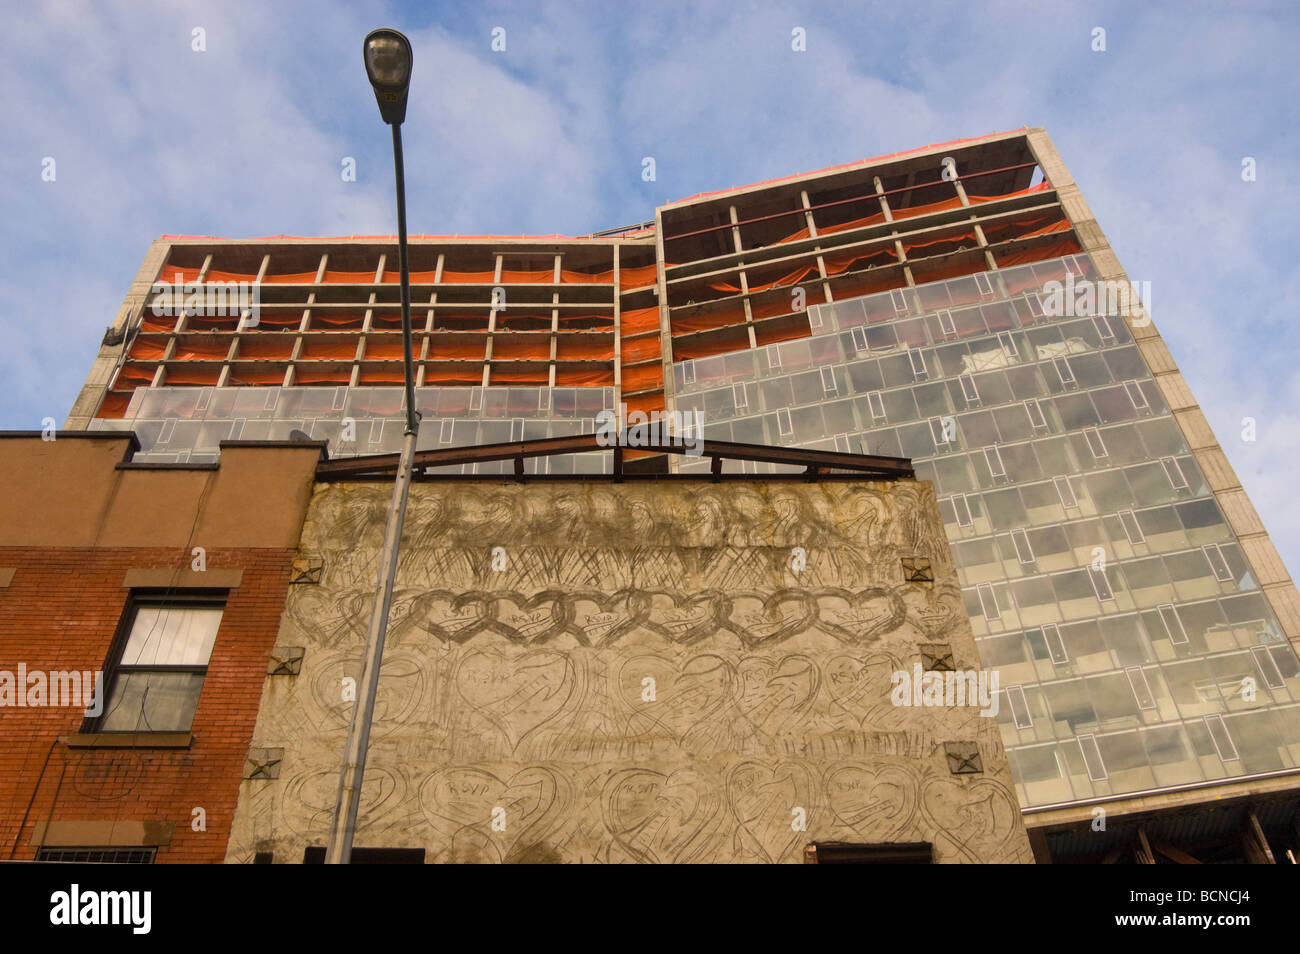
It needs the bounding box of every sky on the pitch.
[1,0,1297,572]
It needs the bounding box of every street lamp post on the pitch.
[325,27,418,865]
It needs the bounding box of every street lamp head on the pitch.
[363,28,412,125]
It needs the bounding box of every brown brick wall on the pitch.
[0,546,295,863]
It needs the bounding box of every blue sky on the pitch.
[2,0,1298,572]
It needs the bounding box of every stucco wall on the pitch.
[226,478,1031,863]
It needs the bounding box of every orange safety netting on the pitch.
[299,339,359,359]
[824,246,898,275]
[422,366,486,385]
[755,321,812,348]
[903,230,978,256]
[489,366,550,385]
[237,338,295,359]
[556,336,614,361]
[994,237,1082,268]
[171,339,232,360]
[381,269,441,283]
[97,392,131,419]
[262,271,317,284]
[499,268,556,283]
[428,339,488,361]
[968,181,1051,203]
[890,194,966,221]
[617,263,659,289]
[560,269,609,284]
[310,313,366,329]
[492,336,552,361]
[128,339,167,361]
[363,339,409,360]
[244,313,301,328]
[672,330,748,360]
[202,269,258,283]
[554,367,614,386]
[164,367,221,385]
[672,303,747,335]
[293,366,352,385]
[619,307,661,335]
[556,312,615,328]
[156,266,202,284]
[115,365,155,387]
[620,336,661,363]
[139,315,176,333]
[227,367,288,385]
[624,391,664,417]
[709,263,817,295]
[621,363,663,393]
[357,368,408,384]
[322,269,377,283]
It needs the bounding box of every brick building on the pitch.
[0,433,320,862]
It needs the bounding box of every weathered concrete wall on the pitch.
[226,478,1032,863]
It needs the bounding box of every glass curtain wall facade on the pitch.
[672,252,1300,810]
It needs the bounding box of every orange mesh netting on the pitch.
[96,392,131,419]
[261,271,317,284]
[672,303,747,335]
[824,246,897,275]
[201,269,257,283]
[619,307,660,335]
[556,336,613,361]
[114,365,155,388]
[127,339,167,361]
[492,336,552,360]
[156,266,202,284]
[293,366,352,384]
[994,237,1081,268]
[322,269,376,283]
[554,367,614,386]
[428,338,488,361]
[226,367,288,385]
[422,366,485,385]
[755,321,812,348]
[171,339,231,360]
[237,338,295,359]
[490,366,549,385]
[620,336,661,363]
[163,367,221,385]
[363,339,408,360]
[139,315,176,333]
[310,312,366,329]
[299,338,359,359]
[621,363,663,393]
[709,264,816,294]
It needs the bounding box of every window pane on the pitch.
[122,606,222,666]
[100,671,206,732]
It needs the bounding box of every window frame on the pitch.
[83,590,228,735]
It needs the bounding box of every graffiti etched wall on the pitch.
[226,478,1032,863]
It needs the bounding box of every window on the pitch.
[890,288,909,314]
[1083,427,1108,460]
[952,493,973,528]
[1092,315,1116,344]
[1203,544,1232,582]
[976,583,1001,620]
[1077,734,1109,781]
[850,326,868,353]
[907,347,928,380]
[93,598,224,734]
[1042,623,1069,664]
[998,331,1019,359]
[1010,528,1035,565]
[974,272,993,297]
[867,391,886,423]
[1118,510,1145,545]
[984,446,1007,480]
[1054,356,1077,389]
[1006,685,1033,728]
[1124,380,1149,412]
[1203,714,1239,762]
[937,310,956,337]
[820,365,838,396]
[1125,667,1157,710]
[37,847,156,864]
[776,408,793,438]
[733,382,748,410]
[682,360,696,385]
[1054,476,1079,510]
[959,374,980,405]
[1157,603,1189,645]
[1088,566,1115,602]
[1024,399,1048,432]
[510,418,524,442]
[438,418,454,443]
[929,416,954,448]
[1162,457,1190,492]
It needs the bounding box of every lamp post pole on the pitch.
[326,28,417,865]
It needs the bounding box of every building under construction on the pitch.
[44,126,1300,862]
